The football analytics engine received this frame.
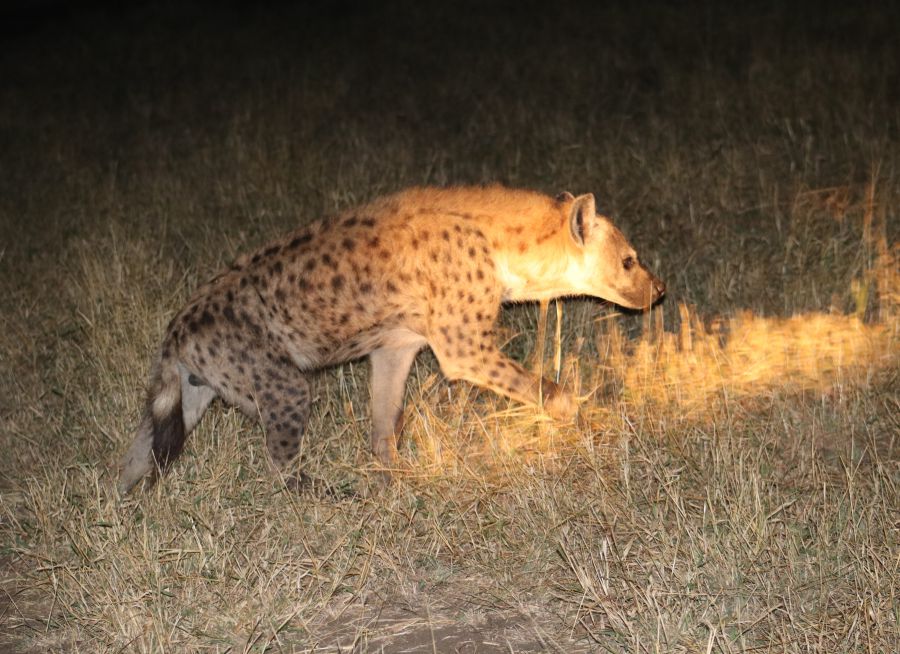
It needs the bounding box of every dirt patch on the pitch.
[307,597,576,653]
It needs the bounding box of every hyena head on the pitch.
[560,192,666,309]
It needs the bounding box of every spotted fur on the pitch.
[118,185,665,493]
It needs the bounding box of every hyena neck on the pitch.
[494,250,575,302]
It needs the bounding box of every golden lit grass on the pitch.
[1,3,899,652]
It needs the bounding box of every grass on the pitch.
[1,1,898,651]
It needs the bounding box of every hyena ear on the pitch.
[568,193,597,246]
[555,191,575,203]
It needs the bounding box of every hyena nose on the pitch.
[654,278,666,298]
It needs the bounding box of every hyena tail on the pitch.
[117,343,185,494]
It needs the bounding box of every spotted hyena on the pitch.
[118,185,665,493]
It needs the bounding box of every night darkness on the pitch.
[1,1,898,651]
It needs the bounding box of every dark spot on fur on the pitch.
[342,238,356,251]
[288,233,312,249]
[361,217,376,227]
[343,216,358,228]
[331,274,345,291]
[239,310,262,337]
[274,288,287,302]
[321,253,333,266]
[360,282,373,293]
[264,245,280,257]
[386,281,398,293]
[368,236,381,248]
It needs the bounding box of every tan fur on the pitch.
[118,185,665,493]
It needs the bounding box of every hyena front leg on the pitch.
[429,328,577,420]
[369,343,422,468]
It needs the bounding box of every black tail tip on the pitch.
[150,398,185,469]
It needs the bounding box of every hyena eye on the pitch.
[623,256,636,271]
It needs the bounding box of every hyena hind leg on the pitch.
[244,361,313,484]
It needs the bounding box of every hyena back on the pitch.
[118,185,665,493]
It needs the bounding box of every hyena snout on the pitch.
[623,267,666,309]
[651,275,666,301]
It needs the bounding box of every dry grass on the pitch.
[1,2,898,652]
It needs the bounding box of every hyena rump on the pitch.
[118,185,665,493]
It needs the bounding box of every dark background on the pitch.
[1,0,897,315]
